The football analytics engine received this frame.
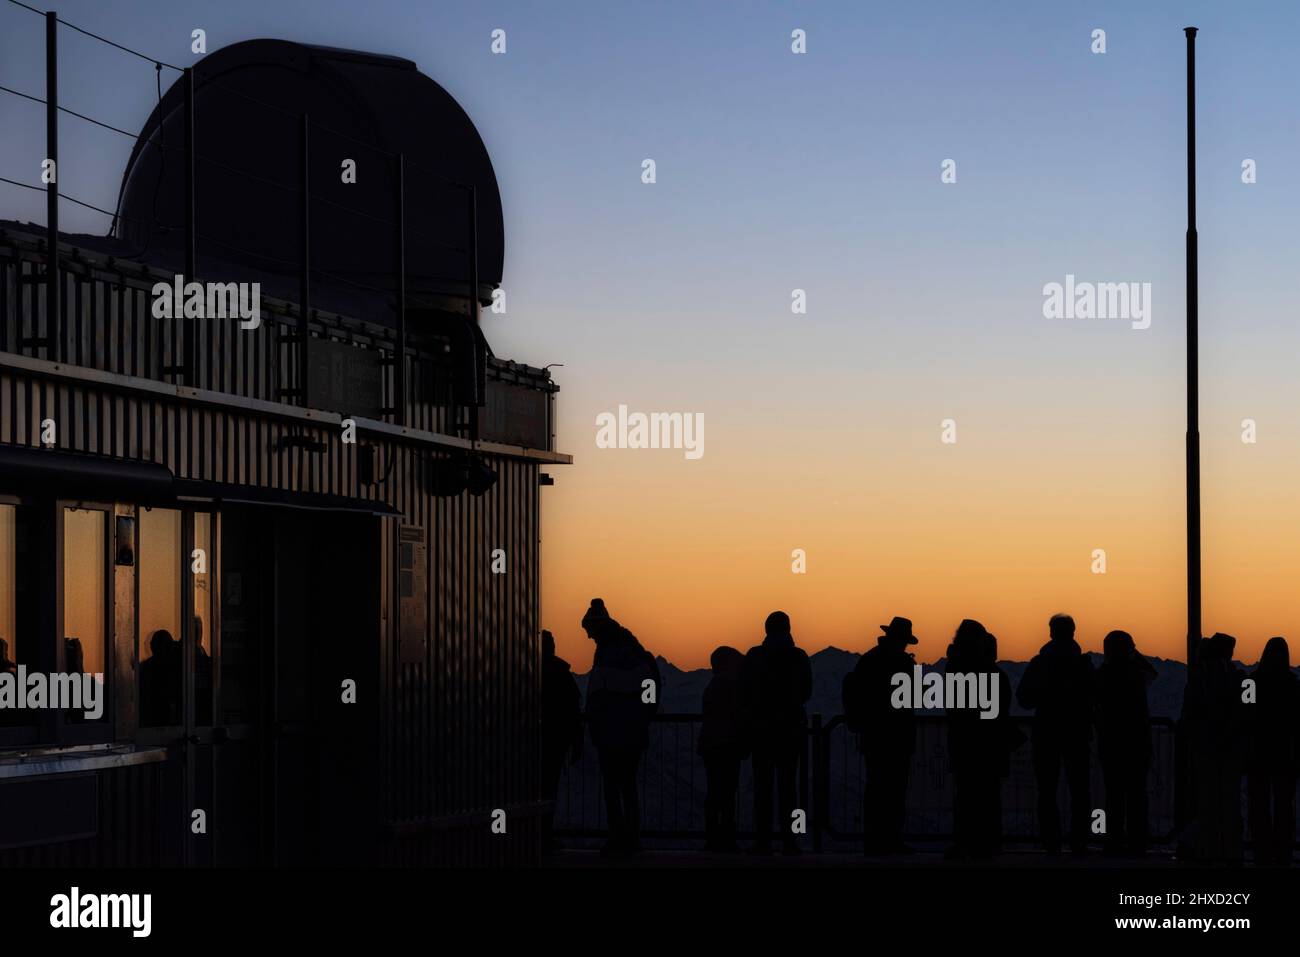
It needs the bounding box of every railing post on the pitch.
[45,10,59,361]
[299,113,310,406]
[811,712,823,853]
[394,153,405,426]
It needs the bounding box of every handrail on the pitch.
[556,712,1191,847]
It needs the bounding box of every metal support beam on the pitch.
[300,113,311,406]
[45,10,59,360]
[394,154,406,426]
[183,66,195,383]
[468,184,481,441]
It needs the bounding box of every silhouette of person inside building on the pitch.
[0,637,16,727]
[1179,632,1247,864]
[582,599,660,859]
[64,637,86,724]
[946,619,1015,860]
[844,615,917,855]
[1017,613,1094,857]
[140,629,181,727]
[193,617,213,725]
[1246,636,1297,865]
[1095,630,1155,858]
[698,645,748,853]
[741,611,811,856]
[541,629,582,855]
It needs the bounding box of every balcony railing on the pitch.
[555,713,1186,850]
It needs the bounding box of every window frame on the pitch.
[55,499,116,747]
[0,494,42,750]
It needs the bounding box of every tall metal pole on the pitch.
[45,11,59,360]
[1184,27,1201,673]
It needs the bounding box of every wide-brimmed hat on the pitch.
[879,616,918,645]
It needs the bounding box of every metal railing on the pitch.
[554,714,1182,851]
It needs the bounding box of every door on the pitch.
[268,509,381,865]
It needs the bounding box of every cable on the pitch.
[0,173,43,193]
[56,17,184,72]
[0,82,43,106]
[2,0,184,71]
[193,72,298,120]
[3,0,42,15]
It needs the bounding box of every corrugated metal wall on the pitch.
[0,233,551,866]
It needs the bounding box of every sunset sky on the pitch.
[4,1,1300,668]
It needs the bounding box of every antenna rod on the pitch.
[1184,26,1201,673]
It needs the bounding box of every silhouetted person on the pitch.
[985,632,1025,855]
[541,629,582,855]
[741,611,811,856]
[64,637,86,724]
[1180,633,1247,864]
[582,599,660,858]
[946,620,1014,860]
[1095,630,1155,858]
[139,629,180,727]
[0,637,16,727]
[844,616,917,855]
[1017,613,1094,856]
[65,636,84,674]
[698,645,748,852]
[1247,636,1297,865]
[193,616,213,724]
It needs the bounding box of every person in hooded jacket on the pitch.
[698,645,748,852]
[1246,636,1298,865]
[582,599,661,858]
[1016,613,1094,856]
[1095,630,1155,858]
[844,616,918,855]
[945,619,1015,860]
[741,611,811,855]
[1179,633,1248,863]
[541,629,583,855]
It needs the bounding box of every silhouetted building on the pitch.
[0,39,567,866]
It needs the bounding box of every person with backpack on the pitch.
[582,599,662,859]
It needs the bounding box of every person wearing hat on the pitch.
[844,615,918,855]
